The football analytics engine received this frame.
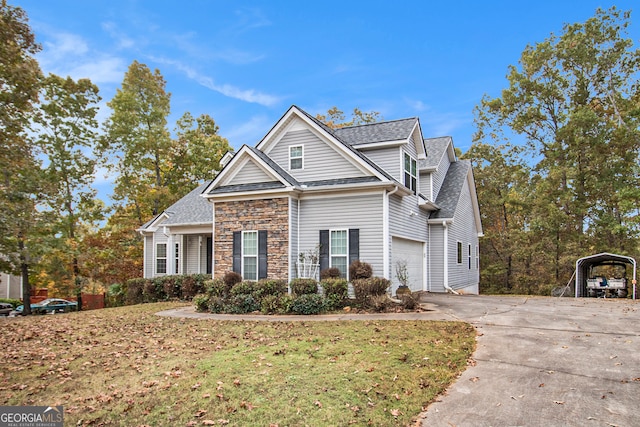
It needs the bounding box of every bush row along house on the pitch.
[138,105,483,295]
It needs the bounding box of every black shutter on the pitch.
[348,228,359,266]
[206,237,212,274]
[258,230,268,279]
[232,231,241,274]
[319,230,329,272]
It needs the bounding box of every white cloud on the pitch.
[150,56,280,107]
[223,115,272,148]
[101,21,135,49]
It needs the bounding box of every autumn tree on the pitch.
[472,7,640,293]
[34,74,103,305]
[0,0,43,313]
[316,107,382,129]
[170,112,232,192]
[102,60,173,225]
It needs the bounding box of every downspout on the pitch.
[198,236,202,274]
[384,186,400,282]
[442,221,459,295]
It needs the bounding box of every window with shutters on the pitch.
[319,229,359,279]
[156,243,167,274]
[233,230,267,280]
[242,231,258,280]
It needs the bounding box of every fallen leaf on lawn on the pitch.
[194,409,207,418]
[470,377,480,383]
[192,382,201,390]
[233,379,241,386]
[554,401,565,405]
[201,421,216,426]
[202,393,211,399]
[390,409,401,417]
[314,400,322,408]
[240,401,255,411]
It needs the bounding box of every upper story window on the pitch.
[290,145,303,170]
[404,152,417,194]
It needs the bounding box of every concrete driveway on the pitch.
[419,294,639,427]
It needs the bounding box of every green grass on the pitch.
[0,303,476,426]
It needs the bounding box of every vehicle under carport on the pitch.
[574,252,637,299]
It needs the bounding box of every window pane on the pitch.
[331,256,347,278]
[291,158,302,169]
[157,259,166,274]
[330,230,347,255]
[244,257,257,280]
[411,158,417,175]
[291,146,302,157]
[243,232,257,255]
[157,243,166,257]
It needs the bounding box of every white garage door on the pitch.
[391,237,425,294]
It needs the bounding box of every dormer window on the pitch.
[404,152,417,194]
[290,145,303,170]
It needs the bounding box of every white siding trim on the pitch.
[443,223,448,290]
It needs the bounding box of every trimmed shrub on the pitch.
[349,260,373,280]
[256,279,288,298]
[290,293,325,315]
[208,296,226,313]
[367,294,392,312]
[145,278,167,302]
[224,271,242,287]
[290,278,318,296]
[205,278,231,298]
[231,280,256,296]
[260,294,292,314]
[181,274,207,300]
[193,294,209,312]
[400,293,419,310]
[225,294,259,314]
[321,278,348,311]
[162,275,182,299]
[126,278,147,305]
[352,277,390,302]
[320,267,341,280]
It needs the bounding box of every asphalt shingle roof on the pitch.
[334,118,418,146]
[206,181,286,194]
[421,136,452,169]
[156,182,212,226]
[430,160,470,220]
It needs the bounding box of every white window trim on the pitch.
[289,145,304,170]
[329,229,349,278]
[456,241,463,264]
[242,230,258,281]
[156,243,167,275]
[403,151,417,194]
[468,243,472,270]
[475,245,480,270]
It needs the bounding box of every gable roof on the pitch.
[421,136,456,171]
[207,105,412,197]
[138,182,212,231]
[334,118,419,146]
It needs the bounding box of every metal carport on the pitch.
[575,253,637,299]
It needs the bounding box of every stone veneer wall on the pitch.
[214,198,289,280]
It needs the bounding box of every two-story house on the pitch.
[138,105,482,294]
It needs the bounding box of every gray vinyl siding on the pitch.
[420,171,432,200]
[289,197,299,281]
[269,129,365,181]
[298,193,384,276]
[360,146,401,180]
[388,193,429,280]
[144,235,154,278]
[230,159,272,184]
[446,177,480,290]
[431,156,450,200]
[428,226,445,292]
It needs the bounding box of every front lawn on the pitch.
[0,303,475,426]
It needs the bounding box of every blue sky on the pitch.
[15,0,640,203]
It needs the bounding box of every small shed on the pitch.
[575,253,637,299]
